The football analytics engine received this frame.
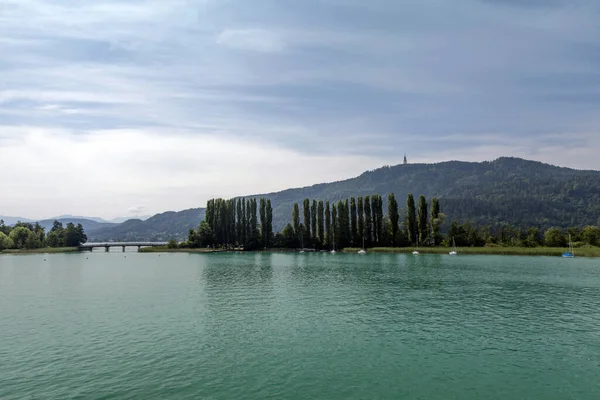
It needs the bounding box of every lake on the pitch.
[1,251,599,399]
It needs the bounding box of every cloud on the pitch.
[0,0,599,219]
[0,127,398,219]
[128,205,147,215]
[216,29,286,52]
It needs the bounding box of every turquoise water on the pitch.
[1,252,599,399]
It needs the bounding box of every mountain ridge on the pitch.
[5,157,599,241]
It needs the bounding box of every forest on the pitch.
[185,193,600,250]
[0,220,88,251]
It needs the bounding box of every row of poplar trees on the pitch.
[288,193,442,249]
[201,197,273,250]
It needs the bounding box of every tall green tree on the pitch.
[206,199,215,231]
[236,199,243,244]
[266,199,273,247]
[357,197,364,245]
[431,198,441,245]
[293,203,300,241]
[406,193,417,245]
[311,200,317,247]
[325,201,331,249]
[331,204,338,250]
[241,198,248,247]
[374,195,384,245]
[260,198,267,247]
[388,193,399,246]
[303,198,311,246]
[317,200,324,248]
[364,195,372,246]
[350,197,358,246]
[417,195,428,245]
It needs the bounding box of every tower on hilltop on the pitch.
[403,154,407,165]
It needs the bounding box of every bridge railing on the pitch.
[79,242,168,248]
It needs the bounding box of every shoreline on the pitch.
[0,247,80,255]
[3,246,598,258]
[343,246,600,257]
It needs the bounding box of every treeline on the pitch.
[280,193,441,249]
[447,222,600,248]
[0,220,88,251]
[187,198,272,250]
[184,192,600,251]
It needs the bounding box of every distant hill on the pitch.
[51,215,111,223]
[88,208,205,241]
[36,218,117,235]
[249,157,600,231]
[0,216,34,225]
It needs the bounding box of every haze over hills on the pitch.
[88,208,205,242]
[4,157,598,242]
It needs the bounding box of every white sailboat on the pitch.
[449,237,457,255]
[562,234,575,258]
[358,236,366,255]
[412,237,420,255]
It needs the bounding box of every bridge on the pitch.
[79,242,169,252]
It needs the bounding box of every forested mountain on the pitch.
[251,157,600,231]
[88,208,205,241]
[14,157,596,242]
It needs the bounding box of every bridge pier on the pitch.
[138,246,141,251]
[105,246,110,252]
[122,246,126,252]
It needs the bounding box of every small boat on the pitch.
[358,236,366,254]
[412,238,420,255]
[562,234,575,258]
[449,237,457,255]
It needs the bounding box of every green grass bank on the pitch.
[1,247,80,255]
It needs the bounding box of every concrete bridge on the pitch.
[79,242,169,252]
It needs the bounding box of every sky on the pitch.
[1,0,599,219]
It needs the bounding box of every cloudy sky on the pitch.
[1,0,599,219]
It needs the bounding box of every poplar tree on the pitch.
[266,199,273,247]
[371,195,378,244]
[388,193,399,246]
[206,199,215,231]
[431,197,440,246]
[357,197,364,244]
[418,195,428,245]
[364,195,372,246]
[325,201,331,248]
[303,198,311,245]
[293,203,300,244]
[377,195,384,244]
[406,193,417,244]
[311,200,317,247]
[350,197,358,246]
[317,200,324,247]
[241,199,247,245]
[260,198,267,246]
[236,199,243,245]
[331,203,338,250]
